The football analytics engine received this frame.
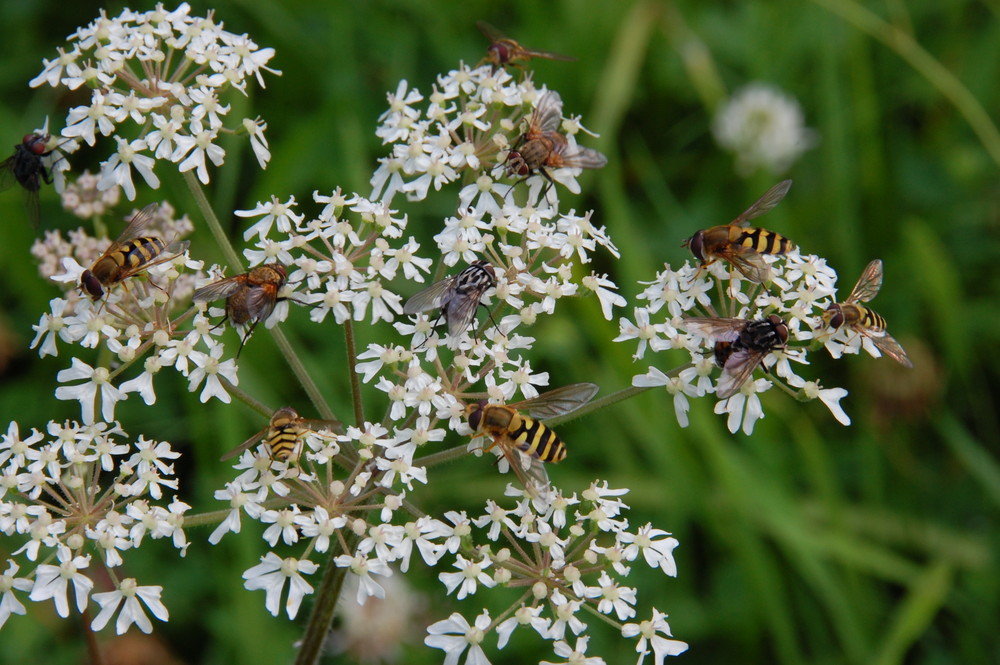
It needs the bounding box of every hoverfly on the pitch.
[403,260,497,341]
[682,314,790,399]
[192,263,290,357]
[822,259,912,367]
[503,91,607,188]
[476,20,576,72]
[683,180,796,284]
[80,203,189,301]
[466,382,599,491]
[220,406,342,464]
[0,133,68,228]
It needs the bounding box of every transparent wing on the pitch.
[724,248,773,284]
[242,286,281,322]
[0,156,16,192]
[476,20,507,43]
[733,180,792,227]
[867,330,913,368]
[515,383,599,419]
[531,91,564,134]
[846,259,883,304]
[403,275,457,315]
[115,203,161,244]
[443,292,483,338]
[296,418,345,436]
[193,275,247,303]
[220,427,266,461]
[680,317,746,342]
[551,143,608,170]
[521,47,576,62]
[716,348,767,399]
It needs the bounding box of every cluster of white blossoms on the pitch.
[616,251,860,434]
[712,83,816,177]
[20,6,691,662]
[0,420,188,633]
[30,2,279,198]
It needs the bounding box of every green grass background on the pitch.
[1,1,998,664]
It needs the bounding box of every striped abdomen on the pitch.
[732,226,795,255]
[265,423,303,461]
[832,303,886,332]
[91,237,167,284]
[508,413,566,463]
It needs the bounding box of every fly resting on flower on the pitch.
[465,383,599,497]
[681,314,790,399]
[193,263,309,358]
[682,180,796,288]
[0,133,72,228]
[79,203,190,303]
[403,260,499,347]
[220,406,342,465]
[502,91,607,197]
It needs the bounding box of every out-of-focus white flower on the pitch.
[713,82,816,176]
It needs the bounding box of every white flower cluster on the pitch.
[30,2,279,198]
[29,203,222,424]
[713,82,816,177]
[617,251,858,434]
[424,482,687,665]
[371,66,601,206]
[0,420,188,633]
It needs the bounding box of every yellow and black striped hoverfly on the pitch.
[681,314,789,399]
[683,180,796,284]
[466,382,599,492]
[822,259,912,368]
[220,406,342,464]
[79,203,189,300]
[476,21,576,72]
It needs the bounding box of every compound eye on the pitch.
[80,271,104,300]
[687,232,704,261]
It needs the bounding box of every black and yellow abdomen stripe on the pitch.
[857,306,886,332]
[736,227,795,255]
[119,237,167,268]
[510,415,566,463]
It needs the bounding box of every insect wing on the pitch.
[242,284,281,322]
[220,427,267,461]
[193,275,248,303]
[716,348,768,399]
[531,91,564,134]
[681,317,746,343]
[0,155,17,192]
[516,382,599,420]
[733,179,792,227]
[722,247,773,284]
[846,259,883,305]
[114,203,161,245]
[551,143,608,171]
[296,418,344,436]
[476,20,507,44]
[443,290,483,338]
[403,275,458,315]
[867,331,913,368]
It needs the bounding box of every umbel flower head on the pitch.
[30,3,280,196]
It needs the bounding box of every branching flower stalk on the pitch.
[6,4,914,665]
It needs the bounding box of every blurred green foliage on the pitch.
[1,0,998,664]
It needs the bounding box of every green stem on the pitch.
[182,171,338,424]
[183,170,241,270]
[344,319,364,426]
[811,0,1000,169]
[294,531,360,665]
[545,382,654,428]
[220,376,272,418]
[413,442,473,469]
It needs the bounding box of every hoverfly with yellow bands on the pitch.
[464,382,599,494]
[221,406,343,466]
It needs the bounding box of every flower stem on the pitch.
[182,171,339,424]
[294,531,360,665]
[344,319,364,426]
